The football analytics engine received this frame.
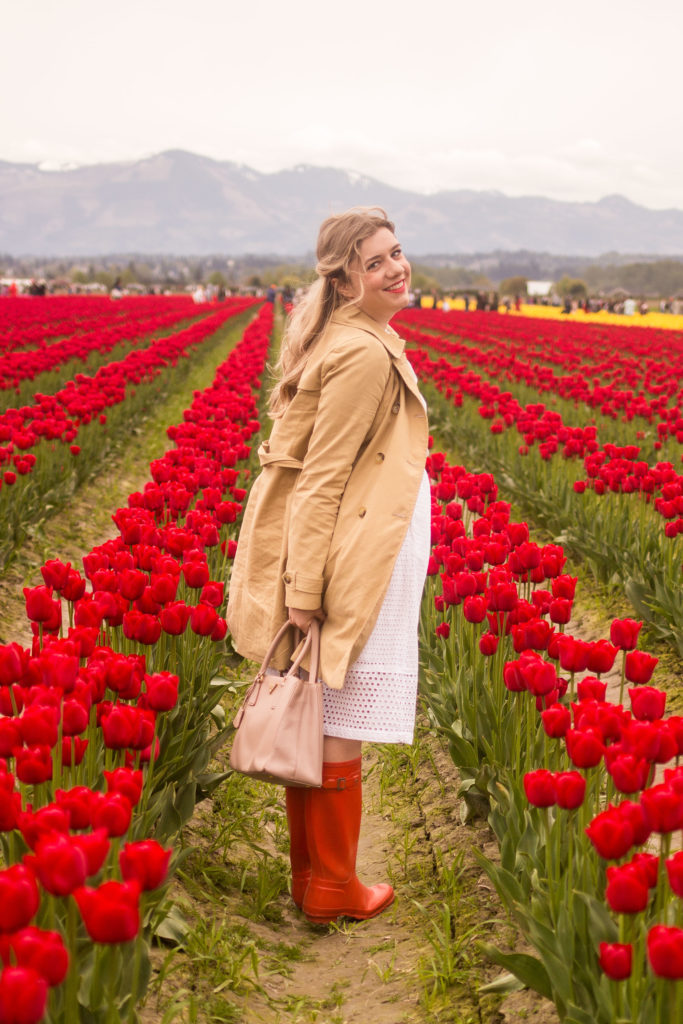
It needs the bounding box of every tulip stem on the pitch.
[65,896,80,1019]
[128,926,144,1023]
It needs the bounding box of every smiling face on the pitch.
[344,227,411,328]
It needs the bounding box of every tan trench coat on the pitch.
[226,305,429,690]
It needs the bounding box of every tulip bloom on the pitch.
[628,685,666,721]
[640,783,683,834]
[647,925,683,979]
[0,864,40,933]
[91,792,132,837]
[605,863,650,914]
[190,603,219,636]
[23,586,57,623]
[74,880,140,944]
[624,651,659,686]
[555,770,586,810]
[666,850,683,898]
[4,926,69,987]
[30,835,88,896]
[540,702,571,738]
[598,942,632,980]
[523,770,556,807]
[104,767,143,806]
[144,671,179,711]
[610,618,642,650]
[556,635,590,673]
[565,727,605,769]
[0,966,47,1024]
[119,840,172,891]
[585,806,635,860]
[586,639,618,675]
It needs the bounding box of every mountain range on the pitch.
[1,149,682,258]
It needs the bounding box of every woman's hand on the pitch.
[288,606,325,633]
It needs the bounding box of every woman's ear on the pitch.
[334,275,355,300]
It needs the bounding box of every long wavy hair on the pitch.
[269,206,395,417]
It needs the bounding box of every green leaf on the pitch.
[153,904,192,946]
[478,971,525,995]
[477,943,554,1002]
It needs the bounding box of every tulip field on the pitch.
[0,294,682,1023]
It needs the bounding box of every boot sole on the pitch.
[304,890,395,924]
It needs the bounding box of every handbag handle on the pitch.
[257,619,321,684]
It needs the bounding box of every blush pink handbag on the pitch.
[229,620,323,788]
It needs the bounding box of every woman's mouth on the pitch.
[384,280,405,293]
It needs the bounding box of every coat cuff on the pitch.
[283,569,324,610]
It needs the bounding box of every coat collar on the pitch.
[330,305,405,361]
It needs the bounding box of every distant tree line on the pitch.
[1,252,682,300]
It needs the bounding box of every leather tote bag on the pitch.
[229,620,323,788]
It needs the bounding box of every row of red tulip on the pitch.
[422,445,682,1019]
[0,303,270,1023]
[0,297,212,400]
[404,309,683,658]
[398,307,683,430]
[0,296,189,355]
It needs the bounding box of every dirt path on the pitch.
[140,724,558,1024]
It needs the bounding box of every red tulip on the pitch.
[554,770,586,809]
[665,851,683,898]
[4,926,69,987]
[585,806,634,860]
[610,618,642,651]
[565,727,605,769]
[479,632,498,656]
[647,925,683,979]
[190,603,219,636]
[624,651,658,685]
[523,770,556,807]
[598,942,632,980]
[628,685,666,721]
[143,671,179,711]
[14,746,52,785]
[605,862,650,914]
[71,829,110,877]
[557,635,591,673]
[0,966,47,1024]
[0,865,40,933]
[119,840,172,891]
[22,586,57,624]
[30,834,88,896]
[104,767,143,806]
[606,752,651,794]
[91,791,132,837]
[74,880,140,944]
[640,783,683,834]
[586,639,618,675]
[540,702,571,738]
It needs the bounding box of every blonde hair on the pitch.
[269,206,395,416]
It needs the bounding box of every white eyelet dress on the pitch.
[321,468,431,745]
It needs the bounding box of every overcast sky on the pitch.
[3,0,681,211]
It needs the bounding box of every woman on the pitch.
[227,207,430,924]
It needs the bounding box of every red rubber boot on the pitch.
[285,786,311,908]
[302,757,394,924]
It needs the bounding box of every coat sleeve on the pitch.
[283,333,391,610]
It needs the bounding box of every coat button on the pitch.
[283,573,292,584]
[375,452,385,462]
[358,507,367,518]
[391,403,400,414]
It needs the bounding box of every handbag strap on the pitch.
[257,619,321,682]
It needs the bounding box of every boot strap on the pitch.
[321,774,361,791]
